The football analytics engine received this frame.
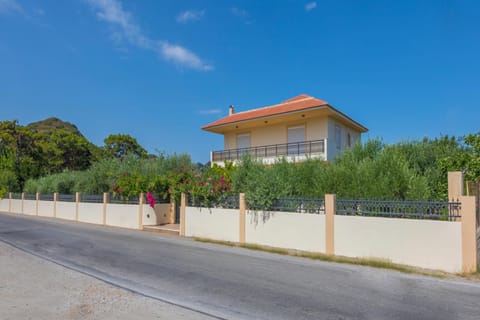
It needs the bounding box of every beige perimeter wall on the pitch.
[142,203,172,226]
[0,199,9,212]
[78,203,104,225]
[334,215,463,272]
[185,207,240,242]
[38,201,54,217]
[23,200,36,216]
[11,199,22,214]
[56,202,76,221]
[106,203,139,229]
[246,210,326,253]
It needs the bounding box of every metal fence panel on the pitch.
[336,199,461,221]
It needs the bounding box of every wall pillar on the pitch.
[325,194,336,255]
[21,192,25,214]
[239,193,246,244]
[35,192,39,216]
[461,196,477,273]
[75,192,80,221]
[448,171,464,201]
[138,192,144,229]
[170,200,176,224]
[53,193,58,218]
[103,193,108,225]
[180,193,187,236]
[8,192,12,213]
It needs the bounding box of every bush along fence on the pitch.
[0,192,175,230]
[180,171,478,273]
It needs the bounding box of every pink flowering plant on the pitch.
[187,165,234,207]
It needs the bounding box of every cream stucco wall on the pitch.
[38,201,54,217]
[246,211,326,253]
[334,215,463,272]
[106,203,140,229]
[0,199,9,212]
[11,199,22,213]
[78,203,104,225]
[224,118,332,150]
[23,200,36,215]
[56,202,76,221]
[185,207,240,242]
[326,117,361,161]
[142,203,172,226]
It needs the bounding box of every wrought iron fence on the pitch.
[24,193,37,200]
[336,199,461,221]
[212,139,325,162]
[80,194,104,203]
[249,197,325,214]
[11,193,22,199]
[149,194,171,204]
[58,194,76,202]
[188,195,239,209]
[109,195,139,205]
[39,194,54,201]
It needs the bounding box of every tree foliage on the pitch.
[103,134,147,159]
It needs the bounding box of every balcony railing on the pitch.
[211,139,326,164]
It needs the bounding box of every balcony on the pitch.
[211,139,326,166]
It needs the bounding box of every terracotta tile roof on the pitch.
[203,94,328,130]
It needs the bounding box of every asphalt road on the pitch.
[1,213,480,320]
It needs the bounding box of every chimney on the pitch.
[229,105,235,116]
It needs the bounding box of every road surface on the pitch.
[1,212,479,320]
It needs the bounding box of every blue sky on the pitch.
[1,0,479,163]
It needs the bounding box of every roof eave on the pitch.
[202,105,329,132]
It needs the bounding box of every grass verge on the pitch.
[194,237,454,279]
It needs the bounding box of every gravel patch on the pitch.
[0,241,212,320]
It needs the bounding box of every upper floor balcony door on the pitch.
[287,125,305,155]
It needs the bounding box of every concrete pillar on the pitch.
[448,171,464,201]
[170,200,176,224]
[180,193,187,236]
[239,193,246,244]
[103,193,108,225]
[75,192,80,221]
[21,192,25,214]
[461,196,477,273]
[53,193,58,218]
[138,193,144,229]
[325,194,336,255]
[8,192,12,213]
[35,192,39,216]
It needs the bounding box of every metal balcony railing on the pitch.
[211,139,325,163]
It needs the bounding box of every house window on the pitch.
[335,125,341,149]
[288,125,305,155]
[237,134,250,157]
[347,133,351,148]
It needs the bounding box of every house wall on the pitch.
[326,117,361,161]
[223,116,331,150]
[185,207,240,242]
[246,210,326,253]
[334,215,462,272]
